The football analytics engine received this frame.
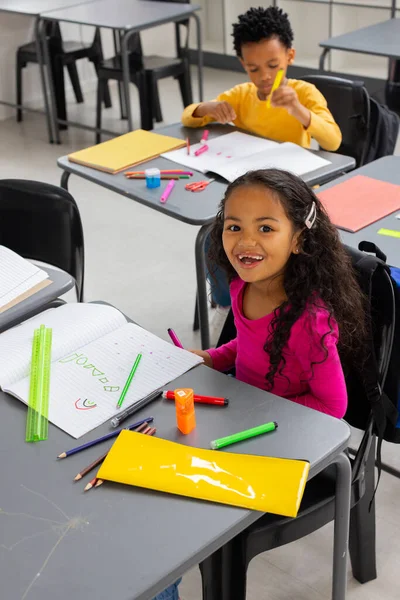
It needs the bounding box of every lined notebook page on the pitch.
[0,246,48,307]
[161,131,279,174]
[0,303,126,387]
[5,322,203,438]
[216,142,331,182]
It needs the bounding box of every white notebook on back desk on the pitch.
[0,303,203,438]
[0,246,50,313]
[162,131,330,181]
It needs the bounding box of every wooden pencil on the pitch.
[74,450,109,482]
[74,421,149,482]
[82,423,156,492]
[126,175,184,180]
[84,476,97,492]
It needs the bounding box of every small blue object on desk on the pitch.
[145,168,161,189]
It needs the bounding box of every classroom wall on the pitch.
[0,14,176,121]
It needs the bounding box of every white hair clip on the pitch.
[305,201,317,229]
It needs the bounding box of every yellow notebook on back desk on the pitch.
[68,129,186,174]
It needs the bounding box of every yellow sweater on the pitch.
[181,80,342,152]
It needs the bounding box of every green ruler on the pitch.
[26,324,52,442]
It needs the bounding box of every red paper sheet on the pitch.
[317,175,400,232]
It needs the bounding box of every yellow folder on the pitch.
[97,431,310,517]
[68,129,186,174]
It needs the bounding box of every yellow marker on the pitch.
[267,68,284,108]
[378,228,400,239]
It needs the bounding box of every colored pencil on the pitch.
[73,422,149,481]
[83,425,156,492]
[57,416,154,459]
[116,353,142,409]
[84,476,98,492]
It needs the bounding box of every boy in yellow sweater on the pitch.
[182,6,342,339]
[182,6,341,152]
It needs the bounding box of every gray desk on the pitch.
[0,0,98,144]
[0,265,75,333]
[39,0,203,143]
[318,156,400,267]
[0,346,351,600]
[319,18,400,74]
[58,123,355,349]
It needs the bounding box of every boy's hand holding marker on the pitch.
[270,79,311,128]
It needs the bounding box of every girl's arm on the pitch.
[206,338,238,373]
[291,312,347,419]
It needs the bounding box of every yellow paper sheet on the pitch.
[97,431,310,517]
[68,129,186,174]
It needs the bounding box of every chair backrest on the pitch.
[0,180,85,301]
[302,74,371,167]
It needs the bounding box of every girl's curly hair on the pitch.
[208,169,367,389]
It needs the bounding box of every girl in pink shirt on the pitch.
[191,169,366,419]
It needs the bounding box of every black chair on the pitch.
[16,22,111,127]
[302,75,370,167]
[0,180,85,302]
[199,244,397,598]
[95,0,193,141]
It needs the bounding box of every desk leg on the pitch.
[60,171,70,191]
[192,13,203,102]
[319,48,329,71]
[195,223,212,349]
[34,18,54,144]
[332,452,351,600]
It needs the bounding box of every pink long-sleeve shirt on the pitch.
[207,278,347,419]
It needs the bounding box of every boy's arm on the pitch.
[301,86,342,152]
[271,84,342,151]
[181,86,241,128]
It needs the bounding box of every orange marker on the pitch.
[174,388,196,434]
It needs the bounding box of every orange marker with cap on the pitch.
[174,388,196,434]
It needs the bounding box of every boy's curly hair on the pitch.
[208,169,367,390]
[232,6,294,57]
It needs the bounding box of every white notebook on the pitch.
[0,303,203,438]
[0,246,50,313]
[162,131,330,182]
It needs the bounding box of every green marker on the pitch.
[117,353,142,409]
[210,421,278,450]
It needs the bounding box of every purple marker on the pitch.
[167,328,184,349]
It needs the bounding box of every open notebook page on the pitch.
[0,246,48,308]
[161,131,279,174]
[216,142,331,182]
[5,322,203,438]
[0,303,126,387]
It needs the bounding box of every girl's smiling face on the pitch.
[222,184,301,284]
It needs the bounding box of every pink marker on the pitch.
[160,180,176,204]
[167,328,184,348]
[200,129,209,144]
[194,144,209,157]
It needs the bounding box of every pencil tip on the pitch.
[94,479,104,488]
[57,452,66,459]
[74,474,82,481]
[84,483,93,492]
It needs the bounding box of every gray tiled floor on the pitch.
[1,66,400,600]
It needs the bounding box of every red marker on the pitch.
[194,144,208,157]
[200,129,209,144]
[163,390,229,406]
